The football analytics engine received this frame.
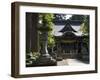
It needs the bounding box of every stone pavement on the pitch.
[57,59,88,66]
[57,59,68,66]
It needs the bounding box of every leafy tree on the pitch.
[69,15,89,35]
[69,15,85,21]
[80,15,89,50]
[80,16,89,35]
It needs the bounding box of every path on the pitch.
[57,59,88,66]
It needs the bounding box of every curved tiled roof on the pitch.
[59,20,77,33]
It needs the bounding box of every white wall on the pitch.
[0,0,100,80]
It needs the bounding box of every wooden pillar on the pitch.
[75,41,78,58]
[26,13,39,53]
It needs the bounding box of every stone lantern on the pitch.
[38,23,57,66]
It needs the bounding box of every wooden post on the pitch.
[26,13,39,53]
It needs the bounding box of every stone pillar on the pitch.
[41,32,50,57]
[38,27,57,66]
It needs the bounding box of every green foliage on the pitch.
[26,52,40,65]
[80,16,89,35]
[69,15,85,21]
[38,13,55,47]
[38,13,54,31]
[40,13,54,28]
[79,15,89,49]
[48,32,55,47]
[31,52,40,60]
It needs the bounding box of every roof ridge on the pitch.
[59,20,77,32]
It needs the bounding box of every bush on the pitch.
[26,52,40,65]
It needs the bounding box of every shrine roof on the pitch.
[59,20,77,32]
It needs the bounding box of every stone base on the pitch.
[38,55,57,65]
[56,57,63,61]
[26,55,57,67]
